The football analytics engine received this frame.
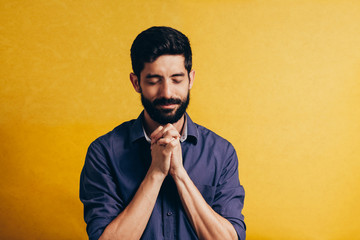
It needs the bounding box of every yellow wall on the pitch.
[1,1,359,239]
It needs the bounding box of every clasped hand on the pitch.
[149,124,183,178]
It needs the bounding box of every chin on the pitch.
[160,108,177,115]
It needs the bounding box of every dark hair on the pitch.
[130,26,192,79]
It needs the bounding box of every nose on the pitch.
[159,79,172,99]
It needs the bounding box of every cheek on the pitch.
[179,85,190,96]
[141,87,158,100]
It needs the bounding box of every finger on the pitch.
[157,137,175,146]
[150,126,169,144]
[165,137,179,150]
[151,124,177,144]
[162,129,180,140]
[150,125,164,140]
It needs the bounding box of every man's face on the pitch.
[133,55,194,125]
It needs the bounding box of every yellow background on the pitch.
[1,0,359,239]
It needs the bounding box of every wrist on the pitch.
[170,166,187,182]
[147,167,167,182]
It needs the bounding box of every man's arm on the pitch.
[99,168,164,240]
[153,125,239,240]
[172,168,238,240]
[80,126,174,240]
[99,126,173,240]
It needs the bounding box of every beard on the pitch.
[141,92,190,125]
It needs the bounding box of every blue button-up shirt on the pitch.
[80,112,246,240]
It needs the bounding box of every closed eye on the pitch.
[172,77,184,83]
[146,81,157,85]
[171,73,186,83]
[145,74,162,85]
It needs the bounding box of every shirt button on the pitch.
[167,211,173,216]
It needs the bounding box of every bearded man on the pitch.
[80,26,246,240]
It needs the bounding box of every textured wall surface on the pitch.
[1,1,359,239]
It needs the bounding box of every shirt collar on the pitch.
[130,111,198,144]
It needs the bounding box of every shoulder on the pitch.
[193,122,236,155]
[88,119,136,152]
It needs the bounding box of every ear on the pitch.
[130,73,141,93]
[188,70,195,90]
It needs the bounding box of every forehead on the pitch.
[141,55,186,75]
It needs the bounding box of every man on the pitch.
[80,26,246,240]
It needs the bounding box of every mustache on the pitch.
[153,98,182,106]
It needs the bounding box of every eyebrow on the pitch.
[145,72,186,79]
[171,73,185,77]
[145,74,162,79]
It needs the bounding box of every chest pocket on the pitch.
[196,184,216,206]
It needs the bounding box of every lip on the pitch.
[158,104,177,109]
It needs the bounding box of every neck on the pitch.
[143,110,185,136]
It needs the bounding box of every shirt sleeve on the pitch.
[79,140,124,240]
[212,142,246,240]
